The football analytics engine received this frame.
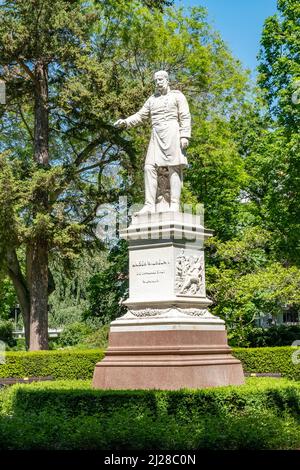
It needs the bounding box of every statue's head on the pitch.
[153,70,169,93]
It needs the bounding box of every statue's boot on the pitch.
[134,164,157,215]
[169,202,180,212]
[135,204,156,215]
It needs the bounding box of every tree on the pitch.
[258,0,300,130]
[0,0,172,350]
[0,1,249,349]
[206,228,300,345]
[48,248,108,328]
[0,275,17,320]
[84,240,128,325]
[257,0,300,263]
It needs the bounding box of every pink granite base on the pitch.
[92,328,245,390]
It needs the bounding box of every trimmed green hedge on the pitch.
[0,347,299,380]
[0,349,105,380]
[234,347,300,380]
[1,378,300,449]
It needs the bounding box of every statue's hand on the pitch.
[114,119,127,129]
[180,137,189,149]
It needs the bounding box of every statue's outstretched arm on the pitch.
[114,98,151,129]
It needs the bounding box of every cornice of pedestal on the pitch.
[122,296,213,309]
[110,306,225,332]
[120,211,213,243]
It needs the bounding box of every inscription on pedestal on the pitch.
[130,249,173,299]
[133,259,170,284]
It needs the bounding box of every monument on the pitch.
[92,71,244,389]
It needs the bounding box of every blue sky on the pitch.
[176,0,278,75]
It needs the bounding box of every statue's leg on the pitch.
[135,164,157,215]
[169,165,183,212]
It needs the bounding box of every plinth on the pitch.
[93,212,244,389]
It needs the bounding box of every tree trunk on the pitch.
[27,241,49,350]
[34,61,49,166]
[7,249,30,349]
[27,60,49,350]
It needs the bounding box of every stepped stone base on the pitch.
[92,313,244,390]
[92,212,244,390]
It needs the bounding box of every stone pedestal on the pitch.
[93,212,244,390]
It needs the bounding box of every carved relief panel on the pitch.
[175,249,205,297]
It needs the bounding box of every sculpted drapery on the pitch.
[125,90,191,167]
[114,70,191,213]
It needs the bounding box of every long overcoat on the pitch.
[125,89,191,167]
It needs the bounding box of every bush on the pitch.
[234,346,300,380]
[6,338,26,351]
[245,325,300,347]
[0,378,300,449]
[0,320,16,347]
[79,325,109,349]
[57,322,93,347]
[0,349,105,380]
[0,346,299,381]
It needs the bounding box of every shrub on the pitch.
[0,378,300,449]
[6,338,26,352]
[0,346,299,381]
[0,349,104,380]
[245,325,300,347]
[57,322,93,347]
[0,320,16,347]
[234,346,300,380]
[80,325,109,349]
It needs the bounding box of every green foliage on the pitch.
[236,121,300,264]
[243,325,300,348]
[187,118,249,239]
[84,240,128,324]
[56,322,93,348]
[0,276,17,321]
[1,378,300,449]
[0,0,249,260]
[234,347,300,380]
[258,0,300,128]
[0,349,105,380]
[0,155,21,265]
[0,320,16,347]
[0,0,250,348]
[48,249,108,328]
[206,227,300,345]
[256,0,300,263]
[79,325,109,349]
[0,347,299,381]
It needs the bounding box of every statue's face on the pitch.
[154,73,169,92]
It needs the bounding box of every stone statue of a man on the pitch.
[114,70,191,214]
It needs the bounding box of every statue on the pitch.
[94,72,245,391]
[114,70,191,214]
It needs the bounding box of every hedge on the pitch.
[1,378,300,449]
[0,349,105,380]
[233,347,300,380]
[0,347,299,380]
